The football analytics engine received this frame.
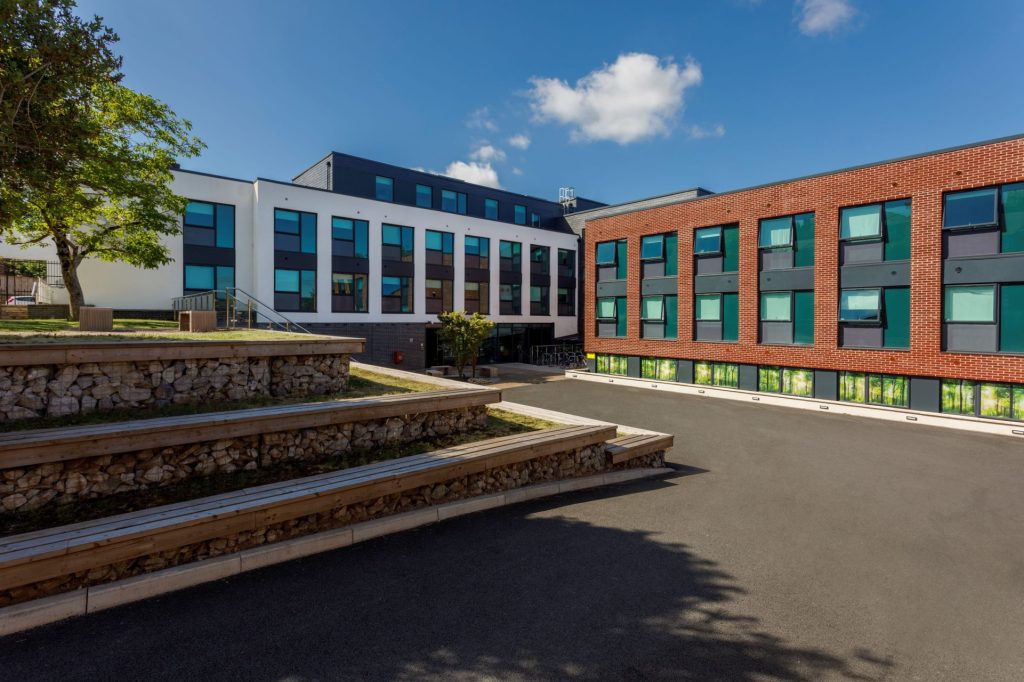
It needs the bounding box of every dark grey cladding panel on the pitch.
[274,251,317,270]
[332,255,370,274]
[183,244,234,267]
[465,267,490,283]
[759,267,814,292]
[694,273,739,293]
[841,241,884,264]
[695,256,723,275]
[642,261,666,279]
[557,275,577,288]
[761,250,794,271]
[642,322,665,339]
[596,280,628,297]
[944,230,1000,258]
[814,370,838,400]
[626,356,641,378]
[761,321,793,345]
[381,261,414,277]
[944,254,1024,284]
[426,264,454,280]
[677,359,694,384]
[596,321,618,337]
[499,270,523,285]
[910,376,941,413]
[530,273,551,287]
[840,325,883,348]
[840,261,910,288]
[694,321,722,341]
[944,323,998,352]
[739,364,758,391]
[274,293,300,311]
[585,357,596,372]
[596,265,619,282]
[641,277,678,296]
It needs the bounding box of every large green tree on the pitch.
[1,1,204,319]
[436,311,495,379]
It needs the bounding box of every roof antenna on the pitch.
[559,187,576,214]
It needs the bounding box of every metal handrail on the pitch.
[171,288,312,334]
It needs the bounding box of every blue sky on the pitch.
[77,0,1024,205]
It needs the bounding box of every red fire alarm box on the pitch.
[393,351,404,365]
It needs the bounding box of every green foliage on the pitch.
[436,310,495,379]
[0,257,46,277]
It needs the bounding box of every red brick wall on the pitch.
[584,137,1024,383]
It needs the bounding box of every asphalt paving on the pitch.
[1,378,1023,681]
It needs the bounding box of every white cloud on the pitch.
[796,0,855,36]
[467,106,498,132]
[687,123,726,139]
[469,144,506,163]
[527,53,703,145]
[508,134,531,150]
[511,167,523,176]
[442,161,502,189]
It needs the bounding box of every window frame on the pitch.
[838,287,883,325]
[375,175,394,202]
[381,275,413,314]
[759,216,795,250]
[839,203,884,242]
[330,272,368,313]
[695,293,723,322]
[693,226,723,256]
[760,291,793,322]
[514,204,527,225]
[484,198,499,220]
[415,184,432,209]
[330,216,369,259]
[640,295,666,322]
[183,200,235,249]
[942,186,1000,231]
[382,223,414,262]
[595,241,618,266]
[640,234,666,262]
[596,297,618,320]
[273,207,317,255]
[944,284,997,324]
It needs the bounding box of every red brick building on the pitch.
[579,134,1024,419]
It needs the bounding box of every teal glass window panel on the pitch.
[531,212,540,227]
[299,213,316,254]
[441,190,457,212]
[484,198,498,220]
[694,361,713,385]
[274,269,299,293]
[426,230,443,251]
[840,204,882,240]
[884,199,912,260]
[382,276,401,297]
[596,298,617,319]
[616,297,627,336]
[458,193,467,215]
[184,201,215,228]
[214,205,234,248]
[943,188,997,229]
[1001,183,1024,253]
[761,291,791,321]
[215,266,234,291]
[722,225,739,273]
[615,241,628,279]
[759,217,792,248]
[1000,284,1024,352]
[415,184,432,208]
[274,209,299,234]
[945,285,995,322]
[664,234,678,276]
[664,295,677,338]
[793,291,814,344]
[382,225,401,246]
[465,236,480,255]
[694,227,721,255]
[695,294,721,321]
[401,227,414,260]
[641,296,664,321]
[595,241,616,265]
[332,217,354,241]
[883,287,910,348]
[514,205,527,225]
[641,235,664,260]
[979,383,1013,419]
[793,213,815,267]
[354,220,368,258]
[299,270,316,311]
[375,176,393,202]
[839,372,866,403]
[839,289,881,322]
[783,368,813,397]
[530,286,542,303]
[758,367,781,393]
[184,265,214,290]
[722,293,738,341]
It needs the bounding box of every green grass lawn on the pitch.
[0,407,559,536]
[0,318,331,343]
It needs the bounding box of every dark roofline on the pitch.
[172,167,253,184]
[572,132,1024,220]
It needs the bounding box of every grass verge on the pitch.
[0,407,559,536]
[0,318,328,344]
[0,366,440,433]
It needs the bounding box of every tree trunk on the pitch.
[51,231,85,321]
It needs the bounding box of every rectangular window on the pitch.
[979,383,1013,419]
[840,204,882,240]
[382,275,413,313]
[941,379,976,416]
[641,358,677,382]
[500,283,521,315]
[839,372,909,407]
[943,187,998,230]
[415,184,432,208]
[440,189,467,214]
[596,297,617,319]
[694,361,739,388]
[465,235,490,270]
[514,204,527,225]
[884,199,912,260]
[557,287,574,316]
[1002,183,1024,253]
[839,289,881,323]
[531,212,541,227]
[1001,284,1024,353]
[760,292,792,321]
[331,273,367,313]
[484,198,498,220]
[758,367,813,397]
[596,354,628,376]
[530,285,549,315]
[331,217,369,259]
[274,208,316,254]
[595,241,617,265]
[558,248,575,275]
[694,227,722,255]
[274,269,315,312]
[944,285,995,322]
[425,278,453,314]
[641,235,664,261]
[382,224,414,262]
[695,294,721,321]
[530,245,549,273]
[184,201,214,228]
[500,240,521,269]
[183,200,234,249]
[640,296,665,321]
[184,264,214,291]
[375,176,394,202]
[426,230,454,266]
[465,281,489,314]
[759,216,793,248]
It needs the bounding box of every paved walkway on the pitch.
[2,379,1023,680]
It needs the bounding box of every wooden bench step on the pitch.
[0,387,501,469]
[607,433,673,465]
[0,424,616,591]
